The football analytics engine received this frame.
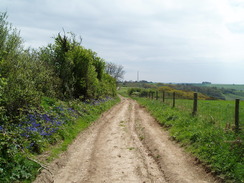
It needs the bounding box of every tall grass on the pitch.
[162,98,243,130]
[134,97,244,182]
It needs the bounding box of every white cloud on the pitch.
[1,0,244,83]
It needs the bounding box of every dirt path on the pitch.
[34,97,217,183]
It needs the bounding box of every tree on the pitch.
[105,62,125,82]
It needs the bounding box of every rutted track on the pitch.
[34,97,217,183]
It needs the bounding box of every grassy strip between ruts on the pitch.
[133,97,243,183]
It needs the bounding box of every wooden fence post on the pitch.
[156,91,158,100]
[235,99,240,132]
[172,92,175,108]
[192,93,198,116]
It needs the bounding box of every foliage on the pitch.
[0,96,119,182]
[158,86,210,100]
[171,84,226,100]
[127,88,155,97]
[2,50,60,116]
[105,62,125,82]
[0,12,120,182]
[127,86,209,100]
[0,12,22,66]
[133,97,244,182]
[0,12,117,116]
[39,32,116,100]
[121,82,244,100]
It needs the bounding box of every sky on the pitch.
[1,0,244,84]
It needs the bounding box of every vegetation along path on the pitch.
[34,97,217,183]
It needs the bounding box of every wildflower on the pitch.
[42,114,51,122]
[28,114,36,123]
[21,133,30,138]
[55,121,62,126]
[32,122,40,127]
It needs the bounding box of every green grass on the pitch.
[47,118,90,161]
[133,97,244,182]
[117,87,130,97]
[162,99,244,130]
[28,97,120,183]
[44,97,120,162]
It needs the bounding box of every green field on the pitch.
[163,98,244,129]
[195,84,244,100]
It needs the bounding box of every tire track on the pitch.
[34,97,217,183]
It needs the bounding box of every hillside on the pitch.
[121,81,244,100]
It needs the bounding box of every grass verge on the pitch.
[0,96,120,183]
[133,97,243,183]
[47,97,120,161]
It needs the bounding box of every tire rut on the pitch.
[34,97,217,183]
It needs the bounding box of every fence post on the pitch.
[152,92,154,100]
[192,93,198,116]
[156,91,158,100]
[163,91,165,103]
[172,92,175,108]
[235,99,240,132]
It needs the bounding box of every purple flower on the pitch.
[21,133,30,138]
[28,114,36,122]
[55,106,64,111]
[42,114,51,122]
[32,122,40,127]
[55,121,62,126]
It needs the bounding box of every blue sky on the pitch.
[1,0,244,84]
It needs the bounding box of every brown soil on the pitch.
[33,97,218,183]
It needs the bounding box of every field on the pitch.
[195,84,244,91]
[194,84,244,100]
[163,98,244,130]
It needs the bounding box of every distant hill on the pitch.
[194,83,244,91]
[192,84,244,100]
[120,81,244,100]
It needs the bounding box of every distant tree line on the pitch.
[169,84,225,100]
[121,81,244,100]
[170,84,244,100]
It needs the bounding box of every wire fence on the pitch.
[147,91,243,132]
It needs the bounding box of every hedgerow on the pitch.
[0,12,120,182]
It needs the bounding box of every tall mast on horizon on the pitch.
[137,71,139,82]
